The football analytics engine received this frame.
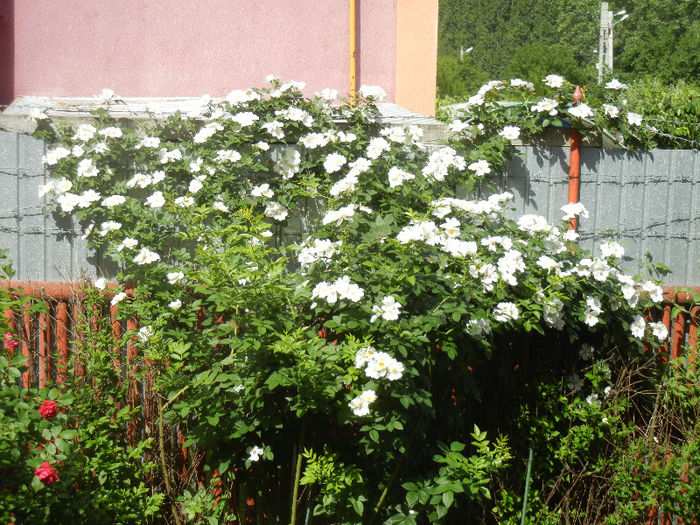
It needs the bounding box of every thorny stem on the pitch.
[158,385,191,525]
[290,418,308,525]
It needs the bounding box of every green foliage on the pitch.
[617,79,700,147]
[300,448,366,519]
[438,0,600,87]
[389,427,511,523]
[0,253,162,523]
[439,0,699,90]
[439,74,688,152]
[503,44,592,91]
[437,56,490,98]
[29,78,687,524]
[614,0,700,83]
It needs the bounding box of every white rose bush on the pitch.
[33,76,689,523]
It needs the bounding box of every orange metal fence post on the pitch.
[567,86,583,232]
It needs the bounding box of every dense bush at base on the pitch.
[1,78,696,523]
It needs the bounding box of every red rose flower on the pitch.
[38,400,59,419]
[34,462,59,484]
[3,333,19,350]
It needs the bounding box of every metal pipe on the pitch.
[568,86,583,231]
[349,0,357,104]
[568,128,581,231]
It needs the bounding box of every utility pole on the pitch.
[460,45,473,61]
[597,2,613,83]
[597,4,628,83]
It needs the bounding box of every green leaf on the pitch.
[442,491,454,509]
[265,372,284,390]
[61,428,78,439]
[31,476,45,492]
[54,437,69,453]
[351,498,364,516]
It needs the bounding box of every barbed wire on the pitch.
[644,118,700,126]
[644,126,700,147]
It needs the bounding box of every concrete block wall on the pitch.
[0,130,698,285]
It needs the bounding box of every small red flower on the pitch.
[34,462,59,484]
[3,332,19,350]
[38,400,58,419]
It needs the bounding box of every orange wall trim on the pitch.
[395,0,438,116]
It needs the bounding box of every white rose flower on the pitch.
[101,195,126,208]
[568,103,594,119]
[111,291,127,306]
[188,178,204,194]
[247,445,264,462]
[323,153,347,174]
[605,78,628,90]
[264,202,288,221]
[169,299,182,310]
[626,112,643,126]
[499,126,520,141]
[167,271,185,284]
[493,302,519,322]
[544,74,564,88]
[98,221,121,236]
[630,315,646,339]
[212,201,229,212]
[603,104,619,118]
[116,238,138,252]
[358,85,387,100]
[145,191,166,208]
[133,248,160,265]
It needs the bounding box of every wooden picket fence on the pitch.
[1,281,699,523]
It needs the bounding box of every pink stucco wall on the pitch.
[7,0,396,101]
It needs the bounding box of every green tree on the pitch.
[438,0,699,98]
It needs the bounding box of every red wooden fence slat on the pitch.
[110,304,122,378]
[56,301,69,384]
[126,317,139,442]
[73,302,85,379]
[661,304,672,359]
[672,310,686,360]
[21,310,32,388]
[688,306,699,367]
[39,306,51,388]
